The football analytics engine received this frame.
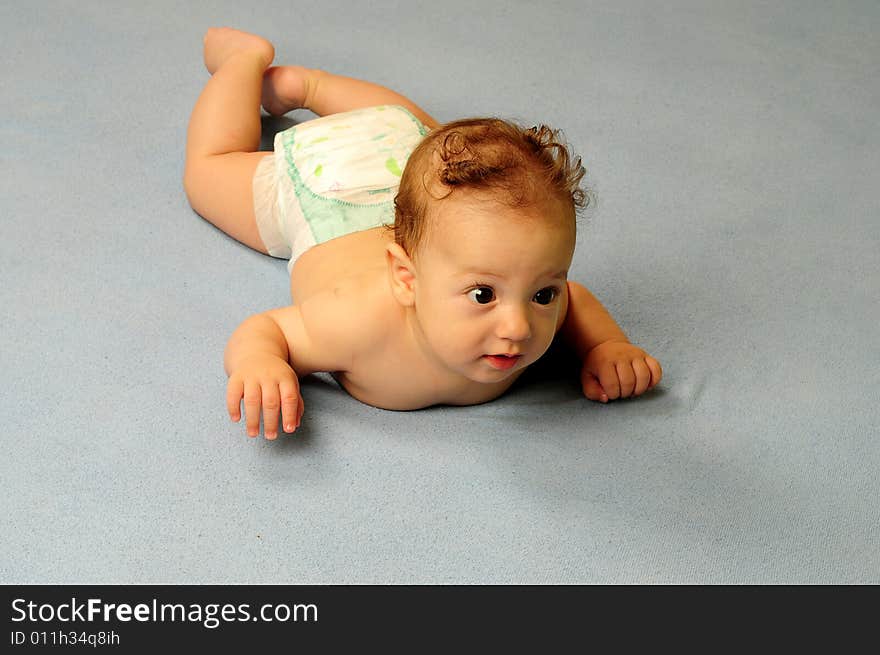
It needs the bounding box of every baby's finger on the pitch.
[632,359,652,396]
[580,370,608,403]
[243,381,262,438]
[646,356,663,388]
[279,379,299,433]
[598,366,621,401]
[615,361,636,398]
[261,384,281,440]
[226,376,244,421]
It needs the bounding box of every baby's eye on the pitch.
[533,287,558,305]
[467,286,495,305]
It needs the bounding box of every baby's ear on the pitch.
[386,243,417,306]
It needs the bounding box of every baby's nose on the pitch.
[495,304,532,342]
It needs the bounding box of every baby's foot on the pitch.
[261,66,312,116]
[203,27,275,74]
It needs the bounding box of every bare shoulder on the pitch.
[306,267,397,361]
[276,231,401,376]
[265,279,396,376]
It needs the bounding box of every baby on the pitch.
[184,28,662,439]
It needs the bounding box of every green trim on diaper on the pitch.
[391,105,431,138]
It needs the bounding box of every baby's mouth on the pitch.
[483,354,522,370]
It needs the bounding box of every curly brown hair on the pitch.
[391,117,589,257]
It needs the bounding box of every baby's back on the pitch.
[289,226,392,304]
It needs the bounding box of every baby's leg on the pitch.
[184,28,276,254]
[262,66,440,129]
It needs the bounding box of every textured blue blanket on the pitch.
[2,0,877,583]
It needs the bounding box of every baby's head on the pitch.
[392,117,588,260]
[387,117,590,384]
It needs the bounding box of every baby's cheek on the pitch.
[532,316,560,353]
[442,323,480,357]
[539,311,561,338]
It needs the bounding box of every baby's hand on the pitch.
[226,354,303,439]
[580,340,662,403]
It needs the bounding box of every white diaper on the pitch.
[252,105,430,272]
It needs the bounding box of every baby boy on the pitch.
[184,28,662,439]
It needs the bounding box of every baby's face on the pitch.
[410,192,575,384]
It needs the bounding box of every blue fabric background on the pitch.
[2,1,877,583]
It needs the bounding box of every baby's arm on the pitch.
[224,304,352,439]
[560,281,662,402]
